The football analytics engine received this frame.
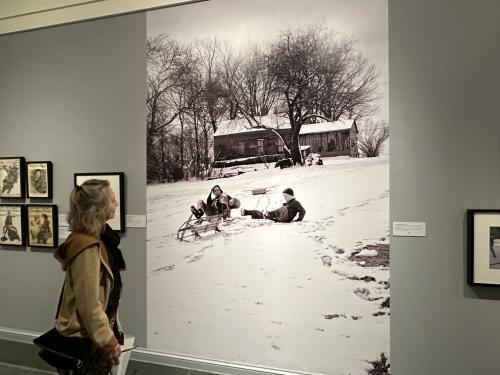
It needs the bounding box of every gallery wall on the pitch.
[0,13,147,346]
[390,0,500,374]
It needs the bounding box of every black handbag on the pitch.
[33,328,92,371]
[33,284,92,372]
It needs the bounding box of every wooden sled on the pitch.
[177,213,223,241]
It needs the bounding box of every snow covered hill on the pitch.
[147,155,389,375]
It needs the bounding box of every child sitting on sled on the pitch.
[191,184,241,219]
[241,188,306,223]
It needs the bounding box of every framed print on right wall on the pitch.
[467,209,500,286]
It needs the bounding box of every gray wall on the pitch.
[390,0,500,374]
[0,14,147,346]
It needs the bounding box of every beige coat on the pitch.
[53,233,118,355]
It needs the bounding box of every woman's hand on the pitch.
[109,343,122,364]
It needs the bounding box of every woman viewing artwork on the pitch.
[53,179,126,375]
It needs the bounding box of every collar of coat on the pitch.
[54,232,113,279]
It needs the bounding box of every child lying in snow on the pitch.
[241,188,306,223]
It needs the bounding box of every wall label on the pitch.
[58,226,71,241]
[59,214,68,227]
[392,221,426,237]
[126,215,146,228]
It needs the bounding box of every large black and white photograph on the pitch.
[0,204,25,247]
[27,204,58,248]
[74,172,125,232]
[0,157,25,198]
[147,0,389,373]
[26,161,52,199]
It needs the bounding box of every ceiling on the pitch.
[0,0,204,35]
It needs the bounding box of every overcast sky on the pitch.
[147,0,388,123]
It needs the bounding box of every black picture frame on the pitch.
[26,161,53,199]
[0,204,26,247]
[467,209,500,286]
[73,172,125,232]
[0,157,26,199]
[27,204,58,248]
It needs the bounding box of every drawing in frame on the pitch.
[0,204,26,247]
[0,157,25,199]
[27,204,58,248]
[74,172,125,232]
[467,209,500,286]
[26,161,53,199]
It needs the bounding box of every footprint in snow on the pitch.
[187,255,203,263]
[152,265,175,273]
[321,255,332,267]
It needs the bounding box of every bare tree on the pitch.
[268,25,379,163]
[217,41,243,120]
[357,121,389,157]
[146,34,192,181]
[314,37,379,121]
[194,38,229,133]
[147,25,382,182]
[146,34,187,137]
[147,34,210,182]
[217,42,291,155]
[239,44,278,117]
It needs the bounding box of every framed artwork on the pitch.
[26,161,53,199]
[27,205,58,248]
[0,157,25,198]
[0,204,26,246]
[74,172,125,232]
[467,209,500,286]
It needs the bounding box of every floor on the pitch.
[0,363,55,375]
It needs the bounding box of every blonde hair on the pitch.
[67,179,111,237]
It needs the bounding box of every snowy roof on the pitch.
[214,114,289,136]
[214,114,355,137]
[299,121,355,135]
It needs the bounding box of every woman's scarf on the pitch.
[100,224,126,319]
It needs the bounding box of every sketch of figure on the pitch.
[30,169,47,194]
[1,210,20,242]
[37,213,52,244]
[30,214,41,243]
[1,165,19,194]
[27,205,57,247]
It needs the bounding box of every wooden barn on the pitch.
[213,115,359,161]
